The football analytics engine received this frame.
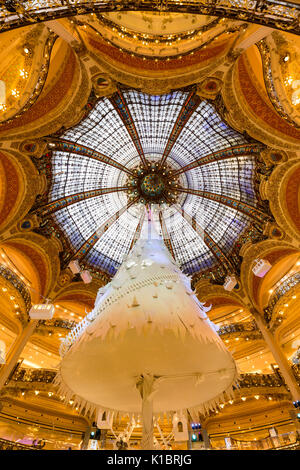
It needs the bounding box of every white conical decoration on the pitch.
[56,212,239,449]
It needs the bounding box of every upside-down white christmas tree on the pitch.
[56,209,239,449]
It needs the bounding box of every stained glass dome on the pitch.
[40,88,268,279]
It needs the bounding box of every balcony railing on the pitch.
[213,431,299,450]
[0,1,299,34]
[264,272,300,326]
[36,318,77,332]
[237,372,284,388]
[0,437,39,450]
[291,363,300,385]
[9,367,56,384]
[6,367,289,393]
[0,264,31,324]
[218,321,262,340]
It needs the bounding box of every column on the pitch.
[253,311,300,401]
[201,427,211,450]
[0,320,38,390]
[80,425,92,450]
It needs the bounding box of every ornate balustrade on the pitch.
[5,367,289,394]
[264,272,300,327]
[237,372,284,389]
[291,348,300,366]
[0,1,299,34]
[291,363,300,385]
[0,437,39,451]
[9,367,56,384]
[0,264,31,325]
[213,431,299,450]
[218,321,262,340]
[36,318,77,335]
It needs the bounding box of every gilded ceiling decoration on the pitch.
[0,2,299,450]
[0,1,299,34]
[28,87,273,283]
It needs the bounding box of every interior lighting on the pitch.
[29,303,54,320]
[252,259,272,277]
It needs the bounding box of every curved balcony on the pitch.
[0,1,299,34]
[0,437,39,451]
[0,264,31,325]
[212,432,300,451]
[4,368,290,400]
[291,363,300,386]
[218,321,262,341]
[36,318,77,336]
[237,373,284,389]
[9,367,56,385]
[263,272,300,328]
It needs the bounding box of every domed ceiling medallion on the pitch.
[126,162,180,205]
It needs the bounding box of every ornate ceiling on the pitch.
[30,87,269,279]
[0,1,299,449]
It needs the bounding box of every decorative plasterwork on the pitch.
[257,34,300,129]
[194,280,246,308]
[223,53,300,150]
[266,159,300,242]
[53,281,102,308]
[2,232,61,298]
[0,269,29,329]
[86,45,228,95]
[0,1,299,35]
[240,239,299,311]
[0,149,42,235]
[0,46,89,141]
[0,26,57,125]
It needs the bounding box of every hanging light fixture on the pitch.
[252,259,272,278]
[29,303,55,320]
[223,274,238,291]
[80,270,92,284]
[68,260,81,274]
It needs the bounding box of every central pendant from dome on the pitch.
[126,161,180,205]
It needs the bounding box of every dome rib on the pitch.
[43,88,266,277]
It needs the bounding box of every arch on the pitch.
[266,159,300,242]
[223,50,300,150]
[0,40,90,141]
[240,240,299,312]
[0,232,61,300]
[0,149,43,234]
